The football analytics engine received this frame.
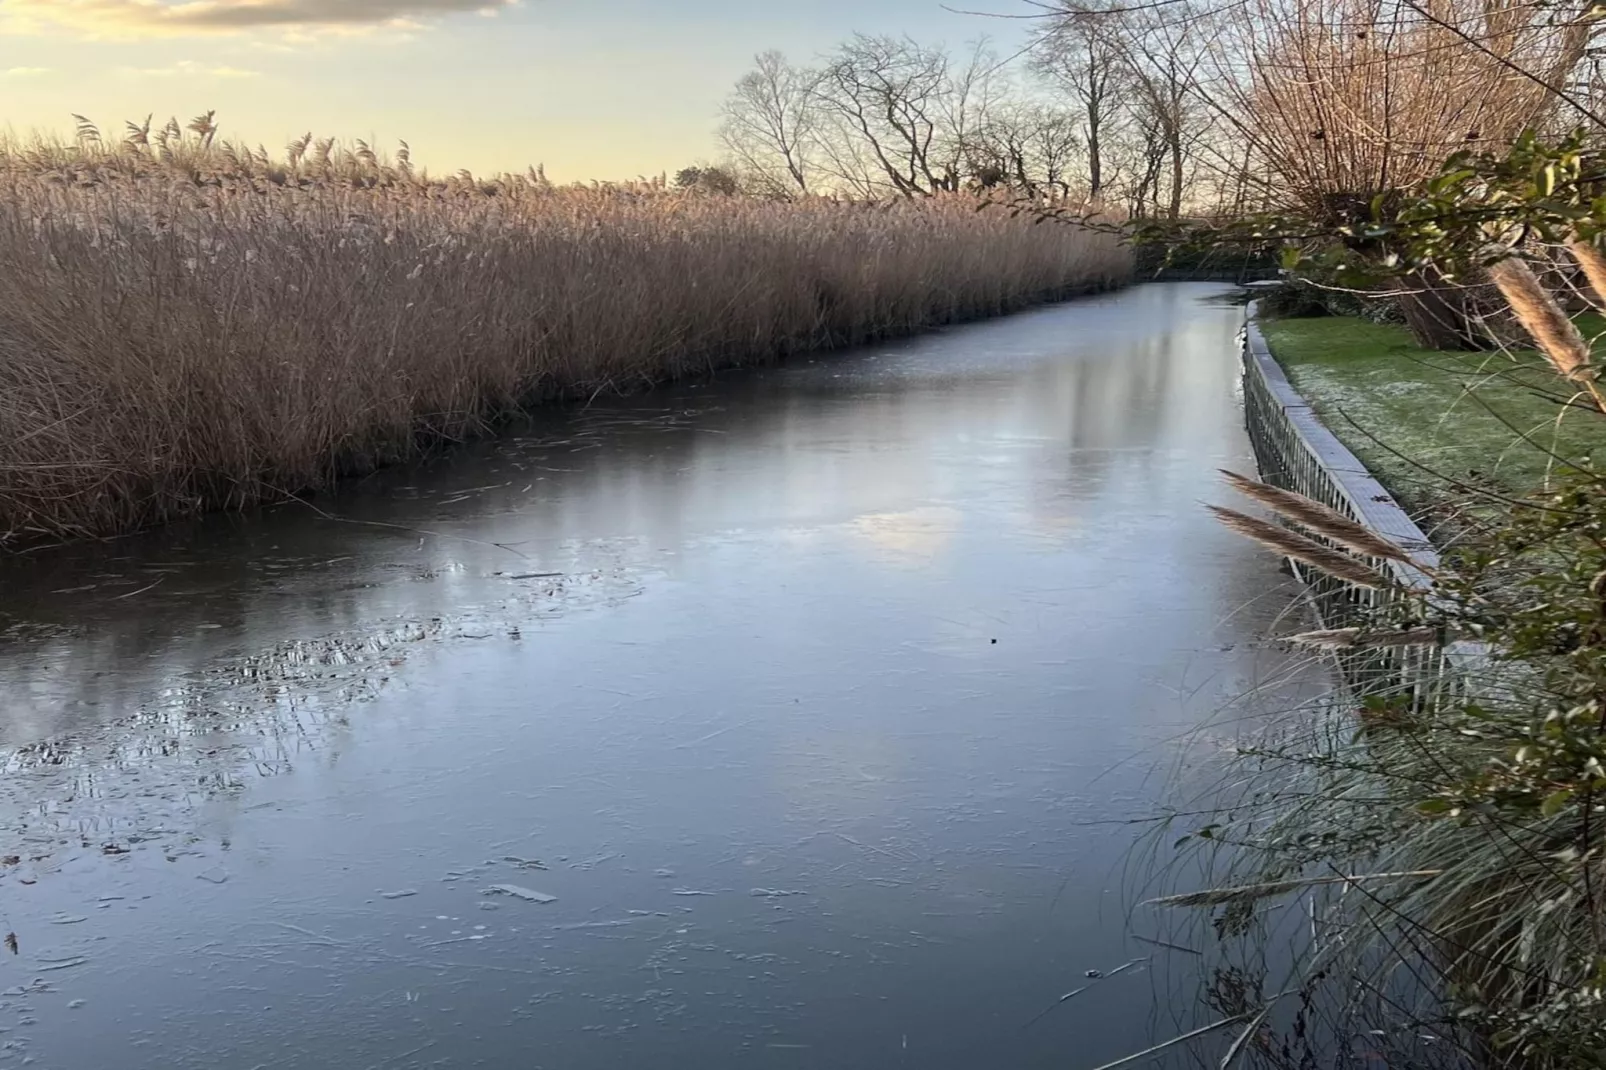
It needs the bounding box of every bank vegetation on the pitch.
[0,125,1129,546]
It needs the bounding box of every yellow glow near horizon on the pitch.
[0,0,1027,181]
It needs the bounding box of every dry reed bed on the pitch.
[0,174,1129,545]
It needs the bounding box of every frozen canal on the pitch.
[0,283,1303,1068]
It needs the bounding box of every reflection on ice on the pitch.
[0,285,1315,1070]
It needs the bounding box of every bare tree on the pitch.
[720,51,818,199]
[714,29,1138,203]
[814,34,956,196]
[673,164,741,195]
[1117,3,1215,219]
[934,40,1008,188]
[1031,8,1125,199]
[1115,103,1170,217]
[1214,0,1600,346]
[1220,0,1593,221]
[968,100,1083,195]
[1024,106,1083,195]
[1032,1,1219,216]
[810,115,885,198]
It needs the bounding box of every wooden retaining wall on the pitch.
[1239,303,1482,706]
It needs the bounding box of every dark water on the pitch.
[0,283,1309,1069]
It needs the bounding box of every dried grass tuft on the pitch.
[1285,626,1443,649]
[1145,870,1444,908]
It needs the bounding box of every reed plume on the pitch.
[1219,469,1419,566]
[1568,239,1606,313]
[1207,506,1395,589]
[1486,255,1606,413]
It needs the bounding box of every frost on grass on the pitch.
[1265,316,1606,523]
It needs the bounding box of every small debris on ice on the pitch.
[654,868,675,879]
[67,1000,85,1010]
[484,884,557,904]
[195,867,230,884]
[0,982,48,997]
[501,856,547,871]
[380,889,419,900]
[569,853,617,870]
[37,958,87,972]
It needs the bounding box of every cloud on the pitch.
[0,0,519,37]
[119,59,260,76]
[3,66,51,76]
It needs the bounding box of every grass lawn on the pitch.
[1259,315,1606,532]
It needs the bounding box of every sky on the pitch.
[0,0,1035,181]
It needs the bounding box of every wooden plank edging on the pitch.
[1242,302,1438,590]
[1240,301,1489,704]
